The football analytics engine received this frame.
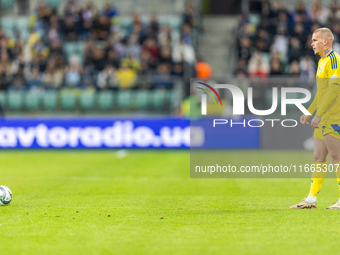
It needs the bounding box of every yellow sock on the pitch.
[308,162,327,198]
[336,162,340,197]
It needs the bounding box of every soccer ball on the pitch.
[0,186,12,206]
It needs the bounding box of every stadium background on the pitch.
[0,0,331,150]
[1,0,340,254]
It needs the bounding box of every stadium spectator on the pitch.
[0,0,197,97]
[288,37,303,63]
[235,58,247,75]
[238,37,253,61]
[92,46,106,72]
[292,22,307,46]
[43,58,64,89]
[64,0,78,17]
[248,51,270,78]
[172,39,195,64]
[181,24,192,45]
[116,63,137,89]
[195,58,212,79]
[235,0,340,77]
[125,35,141,60]
[102,3,118,19]
[142,38,160,63]
[300,55,315,78]
[158,47,173,66]
[97,65,117,90]
[63,15,79,41]
[269,59,283,76]
[128,13,145,38]
[153,63,172,89]
[0,65,10,90]
[290,1,310,26]
[271,27,289,60]
[9,66,27,91]
[105,49,120,69]
[65,59,81,87]
[0,52,12,75]
[80,2,96,39]
[121,53,141,71]
[158,26,174,48]
[27,69,43,90]
[289,60,301,77]
[310,0,329,25]
[94,15,111,41]
[172,62,184,78]
[147,14,160,38]
[183,0,196,27]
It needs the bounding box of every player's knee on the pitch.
[330,156,340,164]
[313,154,327,162]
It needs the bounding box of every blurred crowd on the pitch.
[0,0,199,92]
[236,0,340,79]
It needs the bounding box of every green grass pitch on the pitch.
[1,150,340,254]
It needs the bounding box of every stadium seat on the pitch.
[135,90,150,109]
[170,89,182,109]
[25,91,40,110]
[165,16,182,31]
[80,91,95,110]
[64,42,84,65]
[16,16,30,30]
[117,90,132,109]
[0,91,6,107]
[7,91,23,110]
[42,90,57,110]
[1,17,14,36]
[249,15,260,26]
[151,89,167,109]
[61,91,76,110]
[47,0,61,8]
[97,91,114,110]
[76,42,85,52]
[118,17,131,29]
[15,17,30,39]
[0,0,15,9]
[63,43,76,61]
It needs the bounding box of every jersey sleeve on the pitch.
[316,60,340,117]
[327,58,340,84]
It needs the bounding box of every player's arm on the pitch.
[301,92,317,125]
[303,59,321,125]
[308,58,321,115]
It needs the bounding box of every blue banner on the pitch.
[190,118,260,149]
[0,117,260,149]
[0,118,190,149]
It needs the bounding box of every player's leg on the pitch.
[307,137,328,200]
[290,129,328,209]
[323,133,340,209]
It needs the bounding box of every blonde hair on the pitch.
[313,28,334,43]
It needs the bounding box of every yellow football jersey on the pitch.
[308,51,340,125]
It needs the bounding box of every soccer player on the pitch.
[290,28,340,209]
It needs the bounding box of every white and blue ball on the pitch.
[0,186,12,206]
